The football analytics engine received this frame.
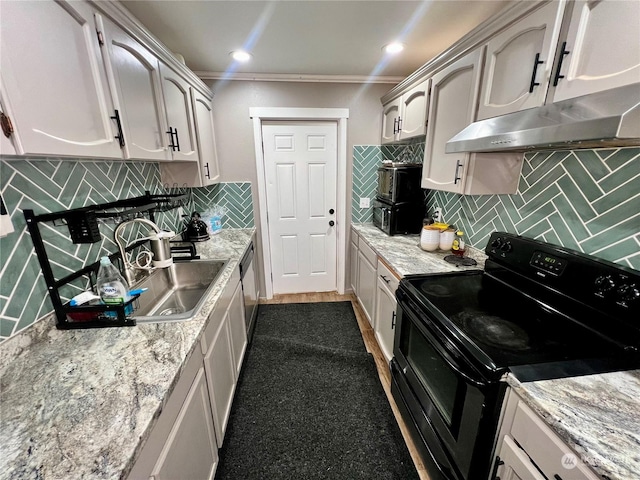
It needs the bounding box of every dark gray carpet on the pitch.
[215,302,419,480]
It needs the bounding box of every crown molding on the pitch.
[195,72,405,85]
[380,0,551,103]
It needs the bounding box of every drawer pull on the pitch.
[380,274,391,284]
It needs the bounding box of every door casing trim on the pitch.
[250,107,349,299]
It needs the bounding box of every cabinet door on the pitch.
[381,98,401,144]
[357,251,377,327]
[350,241,359,294]
[0,0,122,158]
[477,1,565,120]
[97,14,170,161]
[204,319,236,447]
[374,277,397,363]
[496,436,546,480]
[422,49,483,193]
[151,367,218,480]
[159,63,199,162]
[227,280,247,378]
[552,0,640,102]
[192,89,220,185]
[399,79,430,140]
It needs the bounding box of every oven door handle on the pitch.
[401,298,490,388]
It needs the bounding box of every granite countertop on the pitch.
[351,223,485,276]
[0,229,254,480]
[507,372,640,480]
[353,223,639,480]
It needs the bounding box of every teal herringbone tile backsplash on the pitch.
[352,141,425,223]
[0,159,184,341]
[352,146,381,223]
[426,147,640,269]
[191,182,254,228]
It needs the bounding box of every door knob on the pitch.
[329,220,335,227]
[329,208,335,215]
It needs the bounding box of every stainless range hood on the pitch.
[446,84,640,153]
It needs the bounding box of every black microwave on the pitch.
[377,164,422,204]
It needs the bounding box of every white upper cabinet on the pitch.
[422,49,483,193]
[381,98,401,144]
[550,0,640,102]
[159,63,199,163]
[0,0,122,158]
[381,79,429,144]
[398,79,430,140]
[192,90,220,185]
[96,14,170,161]
[477,1,565,120]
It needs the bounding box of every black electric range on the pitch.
[390,232,640,480]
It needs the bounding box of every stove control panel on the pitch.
[485,232,640,320]
[530,251,567,276]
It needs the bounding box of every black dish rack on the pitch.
[23,191,189,329]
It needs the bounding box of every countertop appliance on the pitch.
[374,163,425,236]
[377,163,423,204]
[391,232,640,480]
[239,241,259,342]
[372,198,424,236]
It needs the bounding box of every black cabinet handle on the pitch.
[329,220,335,227]
[529,53,544,93]
[167,127,177,151]
[204,162,210,179]
[554,475,563,480]
[553,41,570,86]
[329,208,335,215]
[393,117,398,135]
[174,127,180,151]
[380,275,391,284]
[491,455,504,480]
[391,311,396,329]
[111,110,125,148]
[454,160,463,185]
[397,116,402,132]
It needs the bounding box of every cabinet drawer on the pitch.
[359,238,377,266]
[350,228,359,248]
[511,401,598,480]
[376,260,400,293]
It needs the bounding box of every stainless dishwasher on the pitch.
[239,241,259,342]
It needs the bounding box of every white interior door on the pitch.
[262,122,338,294]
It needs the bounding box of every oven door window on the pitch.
[400,318,464,427]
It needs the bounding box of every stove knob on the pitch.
[491,238,503,249]
[500,241,513,253]
[594,275,616,295]
[617,284,640,304]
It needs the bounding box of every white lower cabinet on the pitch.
[494,389,599,480]
[204,314,236,447]
[129,262,250,479]
[374,261,400,363]
[150,367,218,480]
[349,231,359,294]
[227,279,247,379]
[127,346,216,480]
[357,240,378,327]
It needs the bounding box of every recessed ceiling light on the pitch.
[383,42,405,54]
[230,50,252,62]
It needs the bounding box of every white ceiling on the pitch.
[119,0,512,81]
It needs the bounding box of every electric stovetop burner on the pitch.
[450,310,531,351]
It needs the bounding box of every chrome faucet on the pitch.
[114,218,163,287]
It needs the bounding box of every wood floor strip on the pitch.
[258,292,430,480]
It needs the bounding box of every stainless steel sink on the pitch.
[132,259,228,323]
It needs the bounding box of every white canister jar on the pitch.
[420,226,440,251]
[439,229,455,251]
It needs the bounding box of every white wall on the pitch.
[207,80,392,296]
